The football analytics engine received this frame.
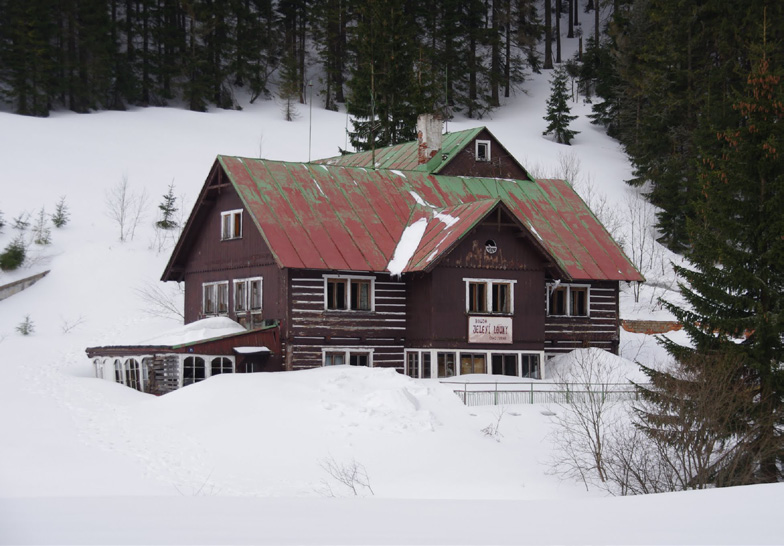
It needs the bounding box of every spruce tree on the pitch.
[51,196,70,228]
[543,65,578,144]
[650,44,784,485]
[156,182,178,229]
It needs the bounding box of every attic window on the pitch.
[475,140,491,162]
[221,209,242,240]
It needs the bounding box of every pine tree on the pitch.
[652,43,784,485]
[543,65,578,144]
[156,182,178,229]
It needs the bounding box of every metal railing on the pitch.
[439,380,644,406]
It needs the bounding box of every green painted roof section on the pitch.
[313,127,484,173]
[212,156,644,282]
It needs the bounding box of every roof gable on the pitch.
[313,127,531,180]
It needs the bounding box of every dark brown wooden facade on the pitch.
[167,167,623,375]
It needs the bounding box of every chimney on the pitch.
[417,114,443,165]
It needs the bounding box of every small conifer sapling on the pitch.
[156,182,179,230]
[51,196,70,228]
[16,315,35,336]
[33,207,51,245]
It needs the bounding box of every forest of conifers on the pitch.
[0,0,781,249]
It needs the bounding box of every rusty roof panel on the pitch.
[406,200,499,272]
[220,157,303,269]
[215,156,643,282]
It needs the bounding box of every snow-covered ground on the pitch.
[1,13,779,546]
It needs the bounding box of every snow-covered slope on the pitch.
[0,15,774,545]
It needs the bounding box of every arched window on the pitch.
[114,359,124,384]
[125,358,141,390]
[93,358,103,379]
[141,357,154,393]
[211,357,234,376]
[183,356,206,386]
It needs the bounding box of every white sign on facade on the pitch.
[468,316,513,344]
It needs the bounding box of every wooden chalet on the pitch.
[87,116,643,393]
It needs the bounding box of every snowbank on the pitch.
[548,347,649,384]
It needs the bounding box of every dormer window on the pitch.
[475,140,491,162]
[221,209,242,240]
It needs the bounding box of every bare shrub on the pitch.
[106,174,149,242]
[549,349,628,490]
[60,315,86,334]
[481,407,506,442]
[318,455,374,497]
[135,281,185,321]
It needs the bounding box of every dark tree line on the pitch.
[586,0,784,252]
[0,0,550,150]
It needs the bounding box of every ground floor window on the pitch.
[521,354,541,379]
[405,349,545,379]
[323,348,374,367]
[125,358,141,390]
[461,353,487,375]
[492,354,518,376]
[211,357,234,375]
[182,355,236,387]
[438,352,456,378]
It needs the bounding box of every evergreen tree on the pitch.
[652,43,784,485]
[51,196,70,228]
[347,0,437,150]
[543,65,578,144]
[0,236,26,271]
[32,207,51,245]
[156,182,178,229]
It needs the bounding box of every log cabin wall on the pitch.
[286,270,406,371]
[406,220,547,351]
[544,280,620,356]
[181,182,285,331]
[439,129,530,180]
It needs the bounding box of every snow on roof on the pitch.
[233,346,271,354]
[387,217,428,276]
[138,317,246,346]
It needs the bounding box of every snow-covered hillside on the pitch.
[0,18,774,546]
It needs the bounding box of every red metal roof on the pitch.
[207,157,643,282]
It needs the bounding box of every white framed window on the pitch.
[547,283,590,317]
[475,139,491,162]
[203,281,229,315]
[322,348,374,367]
[408,348,544,379]
[464,278,516,315]
[324,274,374,311]
[234,277,263,313]
[221,209,243,240]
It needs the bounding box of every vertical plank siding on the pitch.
[288,272,406,370]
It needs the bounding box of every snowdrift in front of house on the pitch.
[547,347,650,383]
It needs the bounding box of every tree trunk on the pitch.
[544,0,553,69]
[556,0,561,63]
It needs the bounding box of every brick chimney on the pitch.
[417,114,443,165]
